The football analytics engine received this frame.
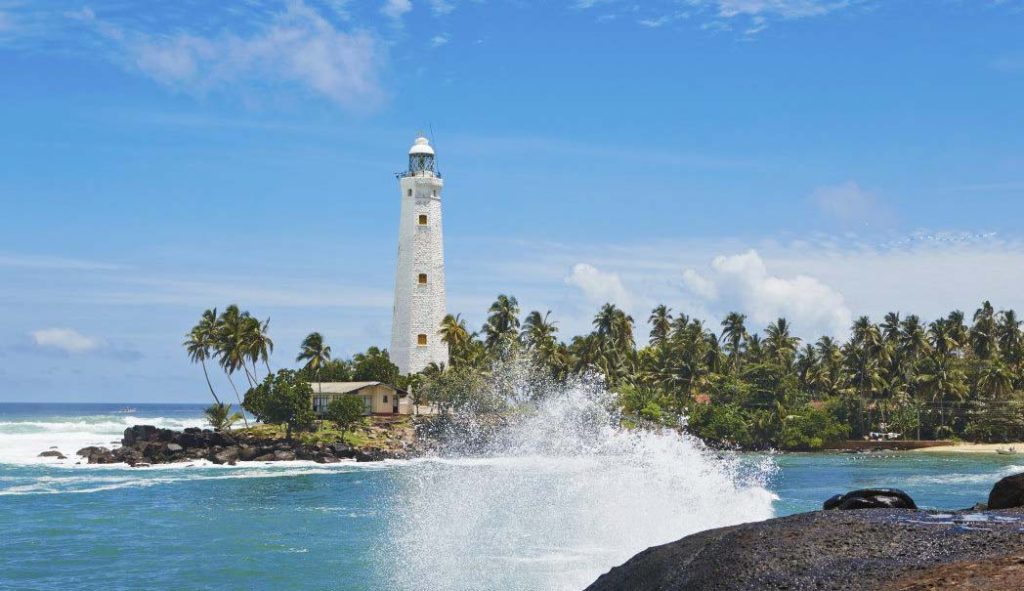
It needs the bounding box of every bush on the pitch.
[243,369,315,439]
[204,402,243,431]
[326,395,365,439]
[778,407,850,451]
[687,403,753,448]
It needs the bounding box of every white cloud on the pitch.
[812,181,891,226]
[382,0,413,20]
[73,2,384,111]
[429,0,456,15]
[681,250,853,336]
[565,263,635,309]
[0,252,122,271]
[431,33,450,47]
[31,328,102,354]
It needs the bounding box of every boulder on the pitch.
[988,472,1024,510]
[38,450,67,459]
[238,445,260,462]
[253,453,276,462]
[76,446,116,464]
[273,450,296,462]
[317,455,341,464]
[824,488,917,511]
[211,446,240,465]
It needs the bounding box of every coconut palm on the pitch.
[483,294,521,354]
[184,308,221,405]
[215,305,252,426]
[296,332,332,392]
[246,317,274,378]
[764,317,800,367]
[720,312,748,370]
[648,305,673,348]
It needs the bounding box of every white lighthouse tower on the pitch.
[390,135,450,375]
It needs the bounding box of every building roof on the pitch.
[409,136,434,155]
[308,381,408,396]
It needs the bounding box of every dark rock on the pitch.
[317,455,341,464]
[823,488,917,510]
[253,453,275,462]
[584,509,1024,591]
[273,450,296,461]
[38,450,67,459]
[238,445,259,462]
[988,472,1024,510]
[211,446,240,465]
[76,446,116,464]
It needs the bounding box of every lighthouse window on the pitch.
[418,273,428,284]
[417,334,428,346]
[418,214,428,225]
[407,189,413,197]
[432,190,437,197]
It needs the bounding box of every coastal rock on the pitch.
[823,488,917,510]
[38,450,67,459]
[988,472,1024,510]
[273,450,296,462]
[211,446,240,465]
[166,443,184,453]
[584,509,1024,591]
[76,446,116,464]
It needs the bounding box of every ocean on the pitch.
[1,402,1021,591]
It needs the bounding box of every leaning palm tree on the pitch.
[215,305,251,427]
[183,308,221,405]
[439,313,472,365]
[297,332,332,392]
[245,316,274,378]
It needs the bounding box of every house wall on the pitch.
[311,385,403,416]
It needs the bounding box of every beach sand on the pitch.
[912,442,1024,454]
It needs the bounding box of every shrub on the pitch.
[778,407,850,451]
[326,395,366,440]
[204,402,243,431]
[243,369,316,439]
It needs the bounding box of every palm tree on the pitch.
[522,310,559,351]
[215,305,252,426]
[184,308,221,405]
[297,332,332,392]
[996,310,1022,368]
[720,312,748,371]
[439,313,472,366]
[764,317,800,367]
[246,317,274,378]
[977,360,1014,401]
[648,305,673,348]
[483,294,521,355]
[970,301,998,360]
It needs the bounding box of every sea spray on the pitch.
[380,366,777,591]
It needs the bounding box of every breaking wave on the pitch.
[379,372,777,591]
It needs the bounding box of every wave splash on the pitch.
[380,370,777,591]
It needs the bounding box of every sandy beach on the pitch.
[912,442,1024,454]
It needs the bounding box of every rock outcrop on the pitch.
[823,488,917,510]
[988,472,1024,510]
[73,425,405,466]
[584,508,1024,591]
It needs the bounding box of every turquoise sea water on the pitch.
[1,403,1021,591]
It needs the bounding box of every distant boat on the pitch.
[996,447,1017,455]
[117,407,137,414]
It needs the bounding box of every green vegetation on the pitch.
[242,369,315,439]
[203,402,243,431]
[184,296,1024,451]
[326,395,365,441]
[420,295,1024,449]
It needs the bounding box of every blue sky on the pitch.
[1,0,1023,401]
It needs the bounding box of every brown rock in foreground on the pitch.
[584,509,1024,591]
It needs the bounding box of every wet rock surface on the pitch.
[73,425,405,466]
[584,509,1024,591]
[987,472,1024,510]
[824,488,918,510]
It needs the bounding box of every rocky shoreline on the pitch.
[65,425,405,467]
[585,476,1024,591]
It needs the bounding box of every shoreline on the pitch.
[910,442,1024,454]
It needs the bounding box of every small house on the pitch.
[309,382,410,416]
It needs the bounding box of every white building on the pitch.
[389,136,450,374]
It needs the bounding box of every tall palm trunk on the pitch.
[225,372,250,428]
[200,359,221,405]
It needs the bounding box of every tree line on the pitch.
[426,296,1024,449]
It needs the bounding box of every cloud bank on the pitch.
[30,328,101,354]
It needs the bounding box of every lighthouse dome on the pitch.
[409,136,434,156]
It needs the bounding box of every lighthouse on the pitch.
[390,136,450,375]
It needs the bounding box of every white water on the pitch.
[0,414,206,465]
[380,375,777,591]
